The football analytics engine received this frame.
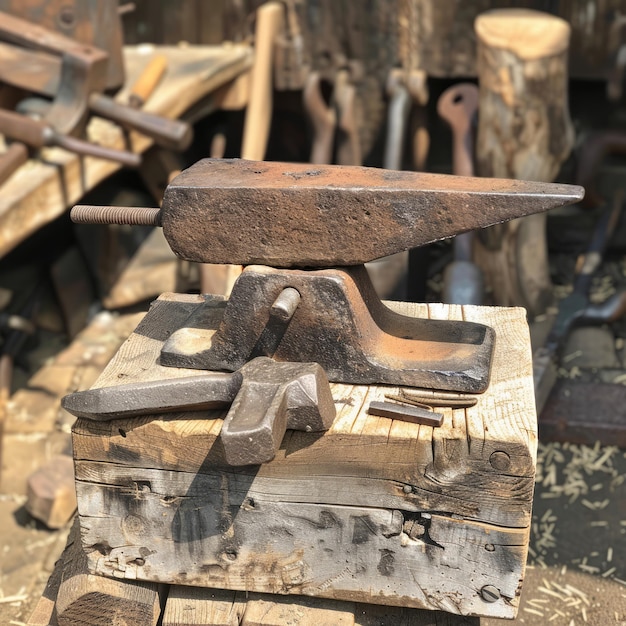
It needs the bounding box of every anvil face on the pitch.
[161,159,584,268]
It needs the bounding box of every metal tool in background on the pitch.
[534,189,626,413]
[0,12,192,151]
[437,83,484,305]
[576,130,626,208]
[0,0,127,93]
[63,356,336,467]
[303,72,335,165]
[72,158,584,394]
[0,108,140,168]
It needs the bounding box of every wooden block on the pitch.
[241,594,355,626]
[26,454,77,529]
[73,295,537,619]
[163,586,245,626]
[55,518,161,626]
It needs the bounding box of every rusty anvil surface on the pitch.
[157,159,584,267]
[71,159,583,393]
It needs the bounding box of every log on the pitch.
[474,9,575,317]
[72,295,536,620]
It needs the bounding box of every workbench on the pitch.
[70,295,537,621]
[0,43,252,259]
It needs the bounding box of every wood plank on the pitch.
[55,519,161,626]
[354,603,479,625]
[163,586,245,626]
[241,593,355,625]
[0,44,252,258]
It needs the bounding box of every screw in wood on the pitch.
[480,585,501,603]
[489,450,511,472]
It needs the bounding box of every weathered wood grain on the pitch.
[163,586,245,626]
[473,9,574,317]
[73,295,536,618]
[53,519,162,626]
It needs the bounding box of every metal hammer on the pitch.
[62,356,336,466]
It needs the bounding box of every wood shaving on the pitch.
[523,607,545,616]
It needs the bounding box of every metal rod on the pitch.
[367,400,444,427]
[270,287,301,321]
[71,205,162,227]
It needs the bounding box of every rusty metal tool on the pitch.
[438,83,484,305]
[385,390,478,409]
[303,72,335,165]
[72,159,584,267]
[0,19,192,151]
[334,68,362,166]
[72,159,583,394]
[62,356,335,467]
[534,189,626,413]
[367,400,443,427]
[384,71,411,171]
[0,108,141,167]
[0,10,109,136]
[0,0,126,92]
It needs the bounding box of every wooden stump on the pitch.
[71,294,536,620]
[474,9,575,317]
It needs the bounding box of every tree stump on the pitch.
[473,9,575,317]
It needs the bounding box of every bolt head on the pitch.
[403,485,412,494]
[481,585,500,603]
[489,450,511,472]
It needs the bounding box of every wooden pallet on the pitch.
[71,295,537,619]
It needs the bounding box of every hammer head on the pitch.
[161,159,584,268]
[220,357,336,466]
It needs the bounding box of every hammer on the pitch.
[62,356,336,466]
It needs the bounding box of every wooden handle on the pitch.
[241,2,284,160]
[129,55,167,108]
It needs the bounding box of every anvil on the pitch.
[72,159,583,393]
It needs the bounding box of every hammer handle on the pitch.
[0,108,48,148]
[0,108,140,167]
[89,93,192,151]
[129,55,168,108]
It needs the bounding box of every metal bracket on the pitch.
[161,265,495,393]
